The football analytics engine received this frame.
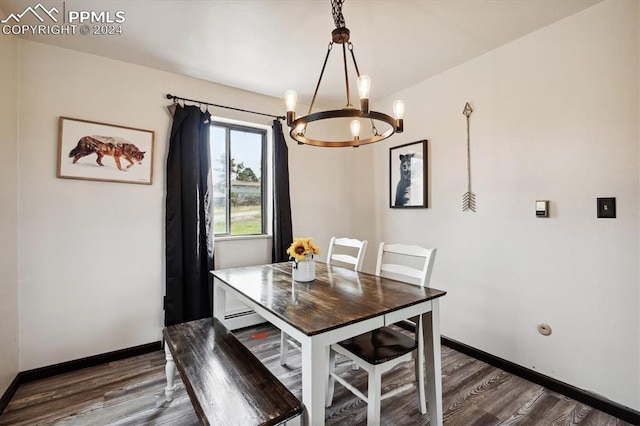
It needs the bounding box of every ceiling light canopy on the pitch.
[285,0,404,148]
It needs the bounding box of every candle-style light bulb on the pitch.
[350,119,361,138]
[393,100,405,133]
[357,75,371,113]
[392,100,405,119]
[284,90,297,111]
[357,75,370,99]
[350,119,361,147]
[285,90,297,126]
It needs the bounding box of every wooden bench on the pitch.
[163,318,302,426]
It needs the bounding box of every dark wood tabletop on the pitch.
[212,262,446,336]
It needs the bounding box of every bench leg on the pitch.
[164,344,176,402]
[283,415,302,426]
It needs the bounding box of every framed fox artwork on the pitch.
[57,117,155,185]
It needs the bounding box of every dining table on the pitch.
[212,261,447,426]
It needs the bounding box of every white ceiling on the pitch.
[1,0,602,105]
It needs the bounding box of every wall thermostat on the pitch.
[536,200,549,217]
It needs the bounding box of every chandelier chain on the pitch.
[347,42,360,77]
[331,0,345,28]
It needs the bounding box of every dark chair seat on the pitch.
[337,326,418,365]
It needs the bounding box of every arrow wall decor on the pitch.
[462,102,476,212]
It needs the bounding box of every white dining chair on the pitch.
[279,237,368,366]
[325,237,369,272]
[325,242,437,426]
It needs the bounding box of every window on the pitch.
[211,121,267,236]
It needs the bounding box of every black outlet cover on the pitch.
[597,197,616,219]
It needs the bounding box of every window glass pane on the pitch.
[211,126,227,234]
[229,130,262,235]
[210,121,266,237]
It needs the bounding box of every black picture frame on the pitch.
[389,140,428,208]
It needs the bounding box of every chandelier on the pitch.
[284,0,404,148]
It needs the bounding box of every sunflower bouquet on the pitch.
[286,237,321,263]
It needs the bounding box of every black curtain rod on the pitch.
[166,93,285,120]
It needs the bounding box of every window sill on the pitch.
[214,234,272,242]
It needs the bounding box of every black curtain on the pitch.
[165,105,214,326]
[271,120,293,262]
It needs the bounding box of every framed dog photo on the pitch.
[57,117,155,185]
[389,140,428,208]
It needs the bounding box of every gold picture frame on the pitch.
[57,116,155,185]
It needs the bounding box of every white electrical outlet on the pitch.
[537,323,552,336]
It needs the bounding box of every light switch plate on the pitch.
[597,197,616,218]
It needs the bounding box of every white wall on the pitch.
[0,24,20,397]
[352,0,639,410]
[288,139,350,250]
[16,40,349,370]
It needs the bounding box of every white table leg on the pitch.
[301,337,329,425]
[164,344,176,402]
[423,300,443,426]
[213,279,226,325]
[366,372,382,426]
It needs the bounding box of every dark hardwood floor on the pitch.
[0,322,631,425]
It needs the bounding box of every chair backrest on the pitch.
[326,237,368,272]
[375,243,437,287]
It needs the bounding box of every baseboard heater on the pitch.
[224,309,265,331]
